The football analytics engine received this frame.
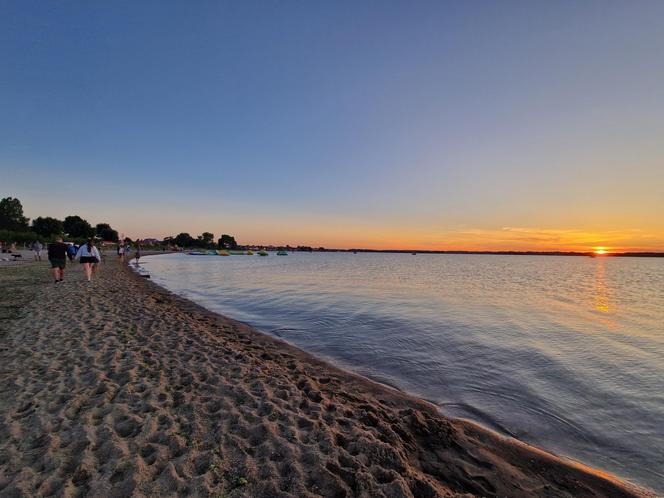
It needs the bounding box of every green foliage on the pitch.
[0,197,238,252]
[217,234,237,249]
[0,229,40,245]
[31,216,64,237]
[63,215,95,238]
[174,232,195,247]
[95,223,119,242]
[0,197,29,231]
[197,231,215,248]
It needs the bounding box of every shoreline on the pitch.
[0,256,656,497]
[134,254,659,495]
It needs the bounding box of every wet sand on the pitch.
[0,256,656,497]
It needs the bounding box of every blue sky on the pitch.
[2,1,663,249]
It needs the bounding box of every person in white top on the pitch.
[31,240,43,261]
[76,238,102,282]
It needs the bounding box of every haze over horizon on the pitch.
[2,1,663,252]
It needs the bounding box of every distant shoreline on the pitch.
[212,247,664,257]
[341,249,664,257]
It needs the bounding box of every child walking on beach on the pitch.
[31,240,43,261]
[76,238,102,282]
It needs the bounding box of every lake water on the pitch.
[142,252,664,493]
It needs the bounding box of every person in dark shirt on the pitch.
[48,237,68,283]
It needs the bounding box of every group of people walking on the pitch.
[40,238,141,283]
[116,241,141,263]
[47,237,102,283]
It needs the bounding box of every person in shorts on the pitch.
[47,237,68,283]
[31,240,43,261]
[76,238,102,282]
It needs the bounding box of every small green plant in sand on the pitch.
[208,462,221,475]
[220,461,250,491]
[267,409,278,421]
[208,448,224,480]
[208,448,224,481]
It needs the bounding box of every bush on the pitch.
[0,229,39,245]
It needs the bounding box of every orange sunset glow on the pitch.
[3,0,663,255]
[2,3,664,497]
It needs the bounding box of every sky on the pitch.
[1,1,663,251]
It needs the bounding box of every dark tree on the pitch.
[95,223,119,242]
[217,234,237,249]
[31,216,64,237]
[197,232,215,248]
[63,215,94,238]
[174,232,195,247]
[0,197,29,231]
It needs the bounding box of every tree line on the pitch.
[0,196,240,249]
[0,196,119,243]
[164,232,238,249]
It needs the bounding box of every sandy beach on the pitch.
[0,255,656,497]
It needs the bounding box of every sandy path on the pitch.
[0,257,655,497]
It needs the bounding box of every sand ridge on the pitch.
[0,257,656,497]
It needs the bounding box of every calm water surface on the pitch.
[143,253,664,492]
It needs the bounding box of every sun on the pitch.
[594,247,608,255]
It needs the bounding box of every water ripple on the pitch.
[144,252,664,493]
